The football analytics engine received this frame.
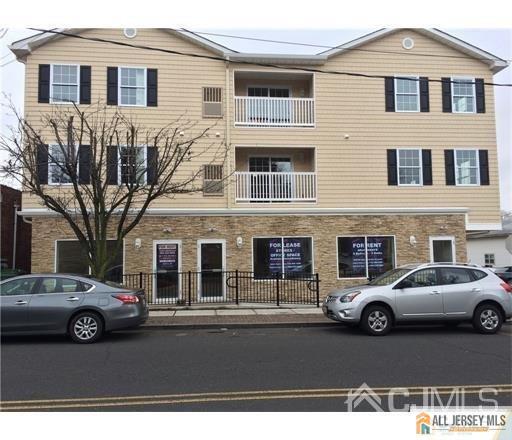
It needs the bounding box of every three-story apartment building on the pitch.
[9,28,508,297]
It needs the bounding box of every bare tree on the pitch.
[0,100,227,280]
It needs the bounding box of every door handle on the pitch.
[472,288,482,292]
[15,300,28,305]
[430,290,441,295]
[66,297,80,302]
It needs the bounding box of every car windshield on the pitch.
[368,268,411,286]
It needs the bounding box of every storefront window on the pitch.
[56,240,123,282]
[337,236,395,279]
[253,237,313,279]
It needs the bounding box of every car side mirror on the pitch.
[395,279,413,289]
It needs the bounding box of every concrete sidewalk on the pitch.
[144,306,333,330]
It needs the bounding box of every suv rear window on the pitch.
[439,268,473,285]
[470,269,488,280]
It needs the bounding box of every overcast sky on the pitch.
[0,28,510,211]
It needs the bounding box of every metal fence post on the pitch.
[188,271,192,306]
[139,272,143,289]
[276,272,280,307]
[315,273,320,307]
[235,270,239,305]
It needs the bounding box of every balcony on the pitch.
[235,172,317,202]
[233,71,315,128]
[234,147,316,203]
[234,97,315,127]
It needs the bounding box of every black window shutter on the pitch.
[419,77,430,112]
[475,78,486,113]
[444,149,455,185]
[107,146,118,185]
[422,149,433,185]
[479,149,489,185]
[107,67,118,105]
[147,69,158,107]
[387,149,398,185]
[78,145,91,184]
[384,77,395,112]
[146,146,158,184]
[36,144,49,184]
[80,66,91,104]
[38,64,50,103]
[441,78,452,113]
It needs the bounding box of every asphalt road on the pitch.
[1,324,511,411]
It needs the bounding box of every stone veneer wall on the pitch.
[31,213,466,293]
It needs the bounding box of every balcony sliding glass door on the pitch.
[249,157,292,202]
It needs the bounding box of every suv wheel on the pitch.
[361,305,392,336]
[472,304,503,334]
[69,312,104,343]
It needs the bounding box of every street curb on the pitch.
[140,321,336,331]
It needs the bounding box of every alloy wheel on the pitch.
[368,311,388,332]
[73,316,98,341]
[479,309,499,331]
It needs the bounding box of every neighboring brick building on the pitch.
[0,185,32,273]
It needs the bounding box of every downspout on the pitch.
[225,57,232,208]
[12,203,19,269]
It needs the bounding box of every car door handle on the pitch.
[430,290,441,295]
[15,300,28,305]
[472,288,482,292]
[66,297,80,302]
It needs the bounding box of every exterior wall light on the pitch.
[236,236,243,248]
[409,236,417,247]
[134,238,142,249]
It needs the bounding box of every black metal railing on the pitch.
[122,270,320,307]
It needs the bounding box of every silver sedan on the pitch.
[0,274,148,343]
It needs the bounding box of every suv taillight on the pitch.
[112,294,139,304]
[500,282,512,293]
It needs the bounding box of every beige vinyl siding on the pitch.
[229,29,500,224]
[21,28,501,225]
[22,28,228,210]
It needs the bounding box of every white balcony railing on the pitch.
[235,172,317,202]
[234,97,315,127]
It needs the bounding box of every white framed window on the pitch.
[118,146,147,184]
[451,77,476,113]
[119,67,146,106]
[337,236,396,279]
[455,149,479,186]
[484,253,495,267]
[252,236,314,279]
[48,144,77,185]
[397,149,422,185]
[50,64,80,104]
[394,76,419,112]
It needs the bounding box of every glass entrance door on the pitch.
[153,241,181,301]
[198,240,225,299]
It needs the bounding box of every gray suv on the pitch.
[323,263,512,336]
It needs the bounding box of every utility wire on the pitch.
[179,28,512,63]
[27,28,512,87]
[0,58,16,68]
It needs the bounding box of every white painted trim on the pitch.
[118,66,147,107]
[451,76,476,114]
[429,236,456,263]
[49,63,80,105]
[466,223,502,231]
[152,239,182,302]
[197,239,226,300]
[335,235,396,280]
[394,75,420,113]
[396,148,423,186]
[19,207,470,217]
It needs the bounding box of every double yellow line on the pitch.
[2,384,511,411]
